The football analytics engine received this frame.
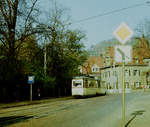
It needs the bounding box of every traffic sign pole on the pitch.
[122,60,125,127]
[30,83,32,102]
[28,76,34,102]
[113,22,134,127]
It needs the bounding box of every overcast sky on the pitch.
[39,0,150,48]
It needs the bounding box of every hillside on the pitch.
[87,37,140,56]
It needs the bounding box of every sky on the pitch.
[39,0,150,48]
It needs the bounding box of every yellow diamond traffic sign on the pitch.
[113,22,134,44]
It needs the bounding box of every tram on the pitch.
[72,76,106,97]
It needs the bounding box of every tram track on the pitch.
[0,96,108,126]
[0,97,75,115]
[0,98,84,126]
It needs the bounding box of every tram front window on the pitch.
[73,81,82,87]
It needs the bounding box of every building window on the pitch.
[115,71,117,76]
[105,72,107,78]
[103,73,105,78]
[116,83,118,89]
[125,82,129,88]
[133,70,137,76]
[92,67,99,72]
[108,71,110,77]
[134,82,141,88]
[107,83,112,89]
[96,68,98,72]
[93,68,95,72]
[113,71,115,76]
[92,64,99,72]
[125,70,130,77]
[135,60,138,64]
[133,70,140,76]
[84,80,88,88]
[113,71,117,77]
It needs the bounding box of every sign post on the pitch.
[30,83,32,102]
[28,76,34,102]
[122,60,125,127]
[113,22,133,127]
[117,47,126,127]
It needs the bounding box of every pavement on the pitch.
[0,89,148,109]
[0,96,72,109]
[124,91,150,127]
[1,91,150,127]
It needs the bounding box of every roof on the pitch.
[73,75,95,79]
[84,56,103,67]
[100,64,148,70]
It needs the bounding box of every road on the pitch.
[0,91,150,127]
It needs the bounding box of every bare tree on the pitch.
[0,0,43,60]
[136,18,150,38]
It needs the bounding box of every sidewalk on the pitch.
[0,96,72,109]
[119,91,150,127]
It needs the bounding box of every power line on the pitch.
[72,1,150,24]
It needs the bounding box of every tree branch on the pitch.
[15,28,44,50]
[7,0,12,23]
[0,38,9,49]
[0,29,9,41]
[0,1,10,25]
[24,0,37,32]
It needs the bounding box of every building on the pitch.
[100,36,150,93]
[79,56,103,77]
[80,36,150,93]
[100,63,150,93]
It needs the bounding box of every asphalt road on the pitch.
[1,91,150,127]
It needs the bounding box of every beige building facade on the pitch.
[100,64,150,93]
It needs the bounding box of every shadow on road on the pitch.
[0,115,33,127]
[125,110,145,127]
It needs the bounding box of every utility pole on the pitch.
[44,36,47,75]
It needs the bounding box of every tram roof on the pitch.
[73,75,95,79]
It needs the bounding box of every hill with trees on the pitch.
[87,37,150,56]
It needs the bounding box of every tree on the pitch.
[0,0,43,82]
[0,0,88,99]
[43,1,87,96]
[136,18,150,39]
[133,35,150,64]
[0,0,47,101]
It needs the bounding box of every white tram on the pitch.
[72,76,106,97]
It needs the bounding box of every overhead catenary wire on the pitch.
[72,1,150,24]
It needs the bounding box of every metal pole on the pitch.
[122,60,125,127]
[44,37,47,75]
[30,84,32,102]
[113,62,116,91]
